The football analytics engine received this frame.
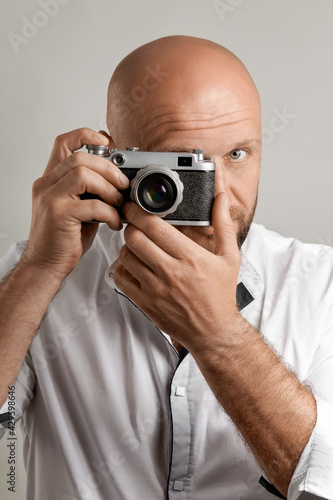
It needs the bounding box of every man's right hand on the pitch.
[23,128,130,282]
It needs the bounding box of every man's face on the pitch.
[146,114,261,254]
[108,53,262,254]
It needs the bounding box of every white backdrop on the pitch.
[1,0,333,498]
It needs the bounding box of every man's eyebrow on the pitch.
[165,139,262,154]
[166,147,195,153]
[232,138,262,150]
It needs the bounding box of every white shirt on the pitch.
[1,222,333,500]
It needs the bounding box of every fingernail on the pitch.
[98,133,109,144]
[224,194,229,210]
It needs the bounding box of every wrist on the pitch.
[19,252,69,289]
[21,238,79,284]
[189,311,250,364]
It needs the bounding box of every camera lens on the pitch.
[140,175,175,212]
[131,166,184,217]
[112,154,125,166]
[146,183,167,204]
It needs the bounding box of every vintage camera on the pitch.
[83,145,215,225]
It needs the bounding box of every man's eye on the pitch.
[229,150,246,160]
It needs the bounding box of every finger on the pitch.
[44,150,130,191]
[65,198,123,229]
[123,202,197,260]
[113,264,141,295]
[98,130,113,146]
[45,128,109,174]
[123,224,173,273]
[118,244,156,282]
[51,166,125,207]
[212,192,239,257]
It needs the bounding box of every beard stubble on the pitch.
[177,194,258,254]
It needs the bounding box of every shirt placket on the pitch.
[168,353,191,499]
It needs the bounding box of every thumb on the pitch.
[212,192,238,257]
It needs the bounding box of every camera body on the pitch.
[85,145,215,226]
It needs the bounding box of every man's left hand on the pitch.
[113,192,241,351]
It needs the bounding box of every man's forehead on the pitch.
[136,98,260,142]
[166,138,262,153]
[145,133,262,155]
[107,37,261,149]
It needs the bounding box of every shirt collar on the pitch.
[237,248,264,308]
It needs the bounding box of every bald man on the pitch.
[0,36,333,500]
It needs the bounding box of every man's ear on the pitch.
[98,130,117,149]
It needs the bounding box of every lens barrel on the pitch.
[130,166,184,216]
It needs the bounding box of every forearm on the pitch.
[0,257,63,407]
[112,200,317,496]
[191,314,317,498]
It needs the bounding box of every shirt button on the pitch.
[173,480,184,491]
[175,386,186,397]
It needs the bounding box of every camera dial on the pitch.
[86,144,110,157]
[130,165,184,217]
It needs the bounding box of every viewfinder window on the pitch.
[178,156,192,167]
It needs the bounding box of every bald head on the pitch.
[106,35,262,251]
[106,35,260,148]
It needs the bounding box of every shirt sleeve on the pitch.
[0,241,36,438]
[0,240,27,281]
[0,352,36,439]
[288,298,333,500]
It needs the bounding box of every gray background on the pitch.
[0,0,332,498]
